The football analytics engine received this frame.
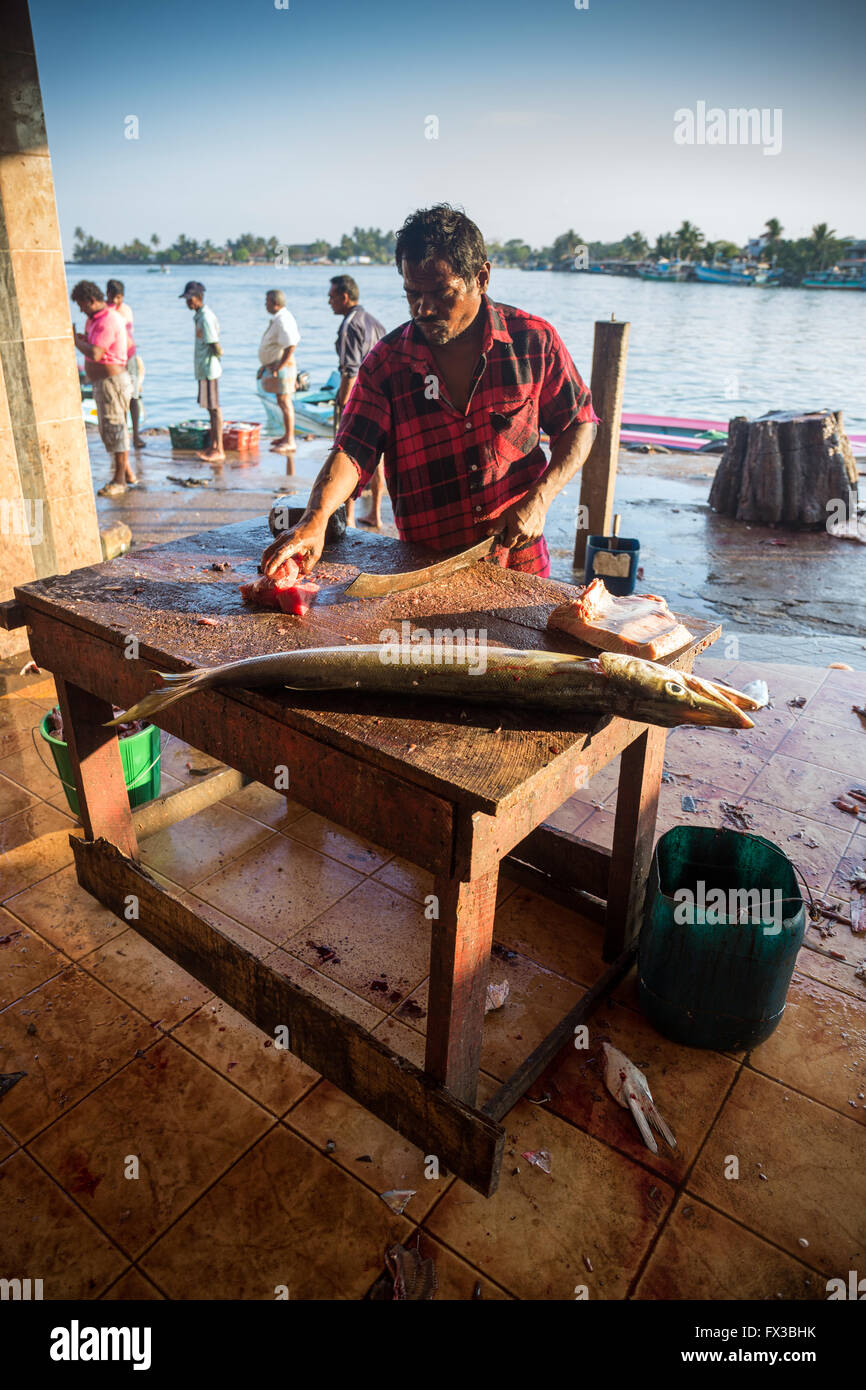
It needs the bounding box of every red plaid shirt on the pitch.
[334,296,597,576]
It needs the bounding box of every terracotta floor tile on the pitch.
[0,910,67,1008]
[531,993,738,1181]
[81,928,213,1029]
[265,945,386,1035]
[0,739,69,809]
[688,1069,866,1274]
[287,878,432,1009]
[425,1100,674,1299]
[0,771,38,822]
[748,754,863,831]
[0,966,153,1142]
[776,717,866,778]
[795,944,866,1003]
[285,811,391,874]
[102,1267,164,1300]
[31,1037,272,1258]
[0,1150,126,1298]
[634,1195,821,1300]
[411,1232,513,1300]
[727,660,828,693]
[158,735,225,786]
[193,834,363,947]
[219,780,308,831]
[287,1080,449,1221]
[493,886,606,986]
[663,726,767,798]
[0,815,78,899]
[373,855,433,902]
[0,698,49,760]
[803,683,866,732]
[148,873,279,961]
[139,802,274,889]
[140,1125,411,1299]
[747,972,866,1120]
[173,996,320,1113]
[691,709,799,763]
[405,949,596,1085]
[802,921,865,968]
[572,807,616,852]
[3,864,128,957]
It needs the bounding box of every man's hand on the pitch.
[261,516,327,578]
[498,488,549,549]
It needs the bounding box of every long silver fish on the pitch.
[105,646,758,729]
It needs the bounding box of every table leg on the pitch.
[604,725,666,961]
[55,677,139,859]
[425,868,498,1105]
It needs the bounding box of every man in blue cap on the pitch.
[180,281,224,461]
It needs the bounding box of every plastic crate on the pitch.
[222,421,261,451]
[169,420,211,450]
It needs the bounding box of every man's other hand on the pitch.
[498,489,548,549]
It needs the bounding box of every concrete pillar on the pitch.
[0,0,101,659]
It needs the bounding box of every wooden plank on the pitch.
[508,824,610,898]
[26,612,455,876]
[0,599,26,630]
[55,678,138,859]
[604,724,667,960]
[500,857,607,926]
[132,769,248,839]
[482,942,638,1122]
[425,859,499,1105]
[575,320,630,568]
[71,836,505,1197]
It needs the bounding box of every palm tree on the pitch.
[653,232,675,260]
[622,231,648,261]
[675,220,705,261]
[810,223,837,270]
[764,218,783,243]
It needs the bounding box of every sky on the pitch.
[30,0,866,255]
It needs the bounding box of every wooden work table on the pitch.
[13,519,720,1195]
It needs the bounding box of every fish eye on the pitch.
[665,680,687,698]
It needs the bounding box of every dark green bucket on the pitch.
[638,825,805,1051]
[39,714,161,817]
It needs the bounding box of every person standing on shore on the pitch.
[263,205,597,580]
[180,280,224,462]
[106,278,147,449]
[256,289,300,457]
[327,274,386,527]
[71,280,137,497]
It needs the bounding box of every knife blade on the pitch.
[343,532,505,599]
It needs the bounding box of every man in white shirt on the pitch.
[257,290,300,455]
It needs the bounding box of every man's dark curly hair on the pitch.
[71,280,104,307]
[395,205,487,286]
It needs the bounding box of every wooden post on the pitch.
[574,319,630,570]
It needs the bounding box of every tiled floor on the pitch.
[0,656,864,1300]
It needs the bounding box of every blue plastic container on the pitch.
[584,535,640,596]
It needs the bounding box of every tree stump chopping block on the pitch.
[708,409,858,527]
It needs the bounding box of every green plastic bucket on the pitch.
[39,714,161,817]
[638,825,805,1051]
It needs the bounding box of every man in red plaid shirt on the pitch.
[263,205,598,580]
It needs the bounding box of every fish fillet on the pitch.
[239,558,319,615]
[547,579,693,660]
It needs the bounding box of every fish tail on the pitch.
[103,666,219,727]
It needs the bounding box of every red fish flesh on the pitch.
[239,557,318,615]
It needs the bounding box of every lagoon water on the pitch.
[67,263,866,433]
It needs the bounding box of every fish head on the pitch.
[598,653,756,728]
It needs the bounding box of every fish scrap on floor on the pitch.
[602,1042,677,1155]
[105,647,761,731]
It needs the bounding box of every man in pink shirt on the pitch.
[72,280,137,496]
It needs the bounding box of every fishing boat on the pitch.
[257,369,340,437]
[620,414,729,451]
[147,264,171,275]
[693,262,757,285]
[801,268,866,290]
[638,259,691,282]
